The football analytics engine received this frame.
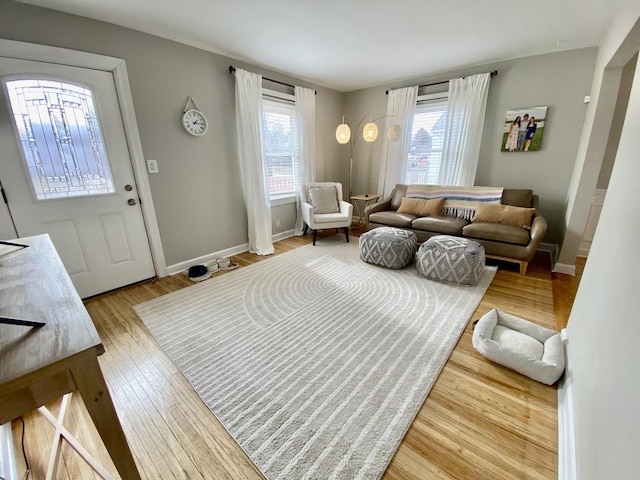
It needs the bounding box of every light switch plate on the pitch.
[146,159,159,174]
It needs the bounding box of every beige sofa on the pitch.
[364,184,547,275]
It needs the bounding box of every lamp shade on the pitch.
[363,122,378,142]
[388,124,401,142]
[336,122,351,144]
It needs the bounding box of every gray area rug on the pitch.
[134,237,496,479]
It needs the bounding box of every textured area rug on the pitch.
[134,238,496,480]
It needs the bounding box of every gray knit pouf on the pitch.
[416,235,485,285]
[359,227,417,269]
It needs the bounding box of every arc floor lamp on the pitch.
[336,115,400,198]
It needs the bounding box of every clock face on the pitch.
[182,109,208,136]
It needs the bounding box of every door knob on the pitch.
[127,198,137,206]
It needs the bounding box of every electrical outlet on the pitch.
[146,159,159,174]
[276,220,281,228]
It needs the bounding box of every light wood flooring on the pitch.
[11,231,573,479]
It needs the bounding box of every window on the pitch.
[4,78,115,200]
[406,95,448,185]
[261,96,299,200]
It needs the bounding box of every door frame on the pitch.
[0,39,168,277]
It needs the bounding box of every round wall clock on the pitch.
[182,109,208,136]
[181,96,208,136]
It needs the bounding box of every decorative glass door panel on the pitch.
[5,78,115,200]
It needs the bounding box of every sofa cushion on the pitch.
[463,222,530,246]
[411,216,469,235]
[501,189,533,208]
[369,211,416,228]
[397,197,444,217]
[472,203,535,228]
[308,185,339,214]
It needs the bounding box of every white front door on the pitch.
[0,58,155,298]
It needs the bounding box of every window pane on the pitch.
[406,99,448,185]
[5,78,115,200]
[262,99,299,196]
[265,154,295,195]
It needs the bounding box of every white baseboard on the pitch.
[553,263,576,276]
[538,242,558,266]
[273,228,296,242]
[0,422,17,480]
[538,242,556,253]
[576,244,590,258]
[558,329,576,480]
[166,229,296,275]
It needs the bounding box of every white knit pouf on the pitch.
[359,227,417,269]
[416,235,485,285]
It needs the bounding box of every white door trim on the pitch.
[0,39,168,277]
[577,188,607,258]
[558,329,577,480]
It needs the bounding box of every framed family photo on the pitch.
[501,106,548,152]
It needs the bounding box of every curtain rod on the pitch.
[385,70,498,94]
[228,66,317,95]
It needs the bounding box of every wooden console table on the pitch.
[0,234,141,479]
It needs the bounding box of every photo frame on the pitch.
[501,106,548,152]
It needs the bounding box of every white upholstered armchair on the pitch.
[301,182,353,245]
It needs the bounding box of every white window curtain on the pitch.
[438,72,491,186]
[294,86,316,236]
[234,68,274,255]
[377,86,418,198]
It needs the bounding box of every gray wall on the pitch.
[343,48,598,247]
[0,0,345,266]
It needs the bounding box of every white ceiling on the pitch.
[16,0,623,92]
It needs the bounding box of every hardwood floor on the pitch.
[11,232,568,479]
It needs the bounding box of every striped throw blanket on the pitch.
[406,185,504,220]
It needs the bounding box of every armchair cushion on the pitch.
[308,186,339,214]
[313,211,350,224]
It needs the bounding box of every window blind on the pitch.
[406,97,448,185]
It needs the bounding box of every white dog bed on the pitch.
[472,309,565,385]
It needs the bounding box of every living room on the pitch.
[0,1,639,479]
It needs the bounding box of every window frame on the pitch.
[405,91,449,186]
[261,89,299,205]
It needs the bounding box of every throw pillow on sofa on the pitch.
[308,186,339,214]
[397,197,444,217]
[471,203,535,228]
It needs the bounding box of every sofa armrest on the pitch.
[364,198,392,226]
[525,214,547,256]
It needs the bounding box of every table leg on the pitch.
[352,201,364,230]
[70,357,141,480]
[42,393,70,480]
[39,393,115,480]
